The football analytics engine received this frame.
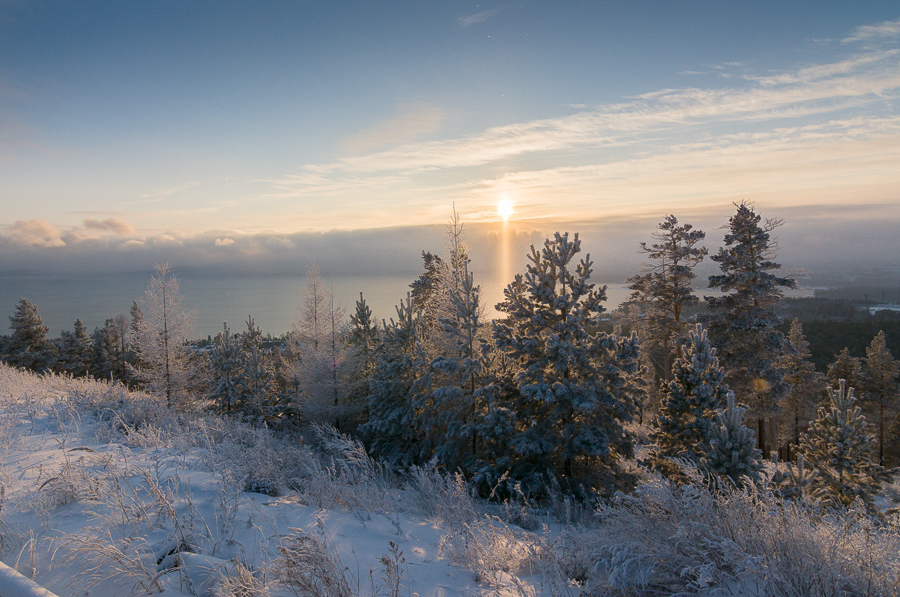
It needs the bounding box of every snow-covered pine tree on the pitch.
[4,298,53,371]
[627,215,707,382]
[860,331,899,466]
[409,251,447,333]
[208,322,245,414]
[55,319,92,377]
[130,263,195,408]
[827,347,862,391]
[240,316,279,421]
[346,292,380,427]
[361,294,433,465]
[490,232,644,496]
[703,201,795,455]
[701,392,764,486]
[777,318,826,459]
[650,323,730,468]
[800,379,886,510]
[431,265,491,471]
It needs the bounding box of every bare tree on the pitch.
[130,263,195,408]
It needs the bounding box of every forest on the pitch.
[1,201,899,595]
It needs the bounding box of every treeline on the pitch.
[1,202,897,506]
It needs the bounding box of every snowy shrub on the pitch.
[293,425,394,512]
[587,464,900,596]
[273,519,355,597]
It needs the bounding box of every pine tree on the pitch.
[627,215,707,381]
[777,318,826,459]
[650,324,730,467]
[409,251,447,331]
[361,295,433,465]
[827,347,862,391]
[4,298,53,371]
[703,202,795,455]
[55,319,92,377]
[800,380,886,510]
[701,392,764,487]
[489,232,644,496]
[860,331,899,466]
[208,322,245,414]
[130,263,195,408]
[431,265,491,471]
[346,292,380,423]
[240,316,279,421]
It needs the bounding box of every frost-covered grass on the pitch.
[0,364,898,596]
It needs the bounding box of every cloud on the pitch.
[340,103,447,154]
[843,19,900,43]
[151,234,183,247]
[215,238,235,247]
[457,6,503,28]
[6,219,65,247]
[118,240,145,250]
[259,40,900,226]
[83,217,136,236]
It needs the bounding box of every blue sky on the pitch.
[1,1,899,277]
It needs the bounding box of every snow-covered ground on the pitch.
[2,364,900,596]
[0,366,577,596]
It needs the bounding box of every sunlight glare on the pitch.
[498,198,514,221]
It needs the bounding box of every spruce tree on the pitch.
[800,380,886,510]
[650,323,730,467]
[4,298,53,371]
[490,232,644,496]
[777,318,826,459]
[703,202,795,455]
[627,215,707,381]
[860,331,899,466]
[701,392,764,487]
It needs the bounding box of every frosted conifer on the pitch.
[241,316,279,421]
[827,347,862,391]
[208,322,245,414]
[55,319,92,377]
[650,324,730,467]
[627,215,707,381]
[362,295,433,464]
[431,265,491,470]
[490,232,644,496]
[703,202,795,454]
[860,331,899,466]
[800,380,886,510]
[777,318,826,457]
[701,392,763,486]
[4,298,53,371]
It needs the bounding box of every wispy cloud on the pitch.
[339,103,447,154]
[260,39,900,231]
[457,6,503,28]
[83,217,136,236]
[843,18,900,43]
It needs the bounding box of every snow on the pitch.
[0,366,570,596]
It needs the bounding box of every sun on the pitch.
[498,198,514,221]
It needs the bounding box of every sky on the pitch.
[1,1,899,281]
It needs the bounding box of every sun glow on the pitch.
[498,198,514,220]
